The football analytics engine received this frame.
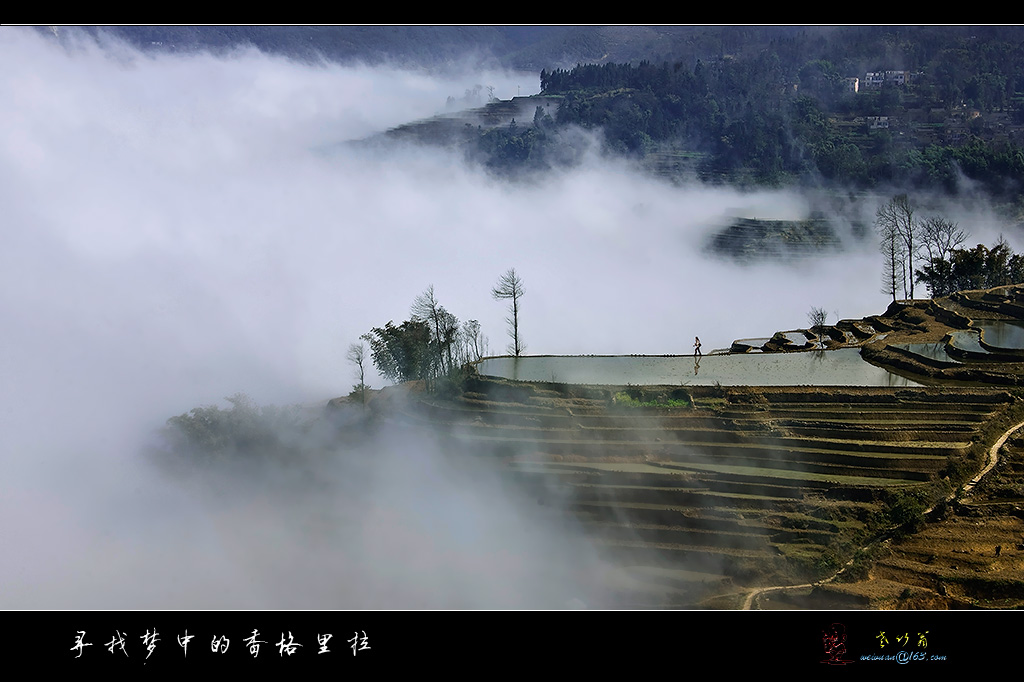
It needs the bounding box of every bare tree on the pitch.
[807,306,828,330]
[492,268,525,356]
[919,216,967,266]
[411,285,443,356]
[436,307,461,373]
[876,194,919,299]
[878,202,909,302]
[807,306,833,348]
[347,341,368,406]
[411,285,460,377]
[460,319,489,364]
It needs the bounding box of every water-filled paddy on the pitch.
[781,331,812,346]
[477,348,922,386]
[974,321,1024,350]
[948,329,988,354]
[893,342,963,365]
[732,338,769,352]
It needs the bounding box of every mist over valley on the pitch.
[4,26,1023,610]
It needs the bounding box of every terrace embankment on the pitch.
[741,289,1024,609]
[376,375,1022,608]
[801,424,1024,610]
[858,286,1024,386]
[345,284,1024,608]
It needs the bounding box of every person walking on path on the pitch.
[694,336,702,357]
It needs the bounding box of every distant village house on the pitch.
[861,70,911,90]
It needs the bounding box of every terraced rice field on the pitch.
[804,430,1024,610]
[975,320,1024,350]
[948,329,987,355]
[368,285,1024,608]
[476,348,922,386]
[385,378,1016,607]
[893,342,962,365]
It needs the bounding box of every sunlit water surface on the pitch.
[477,348,922,386]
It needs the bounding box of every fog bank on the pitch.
[2,27,1018,608]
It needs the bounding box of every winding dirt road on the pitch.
[740,418,1024,610]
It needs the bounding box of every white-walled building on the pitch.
[862,71,911,90]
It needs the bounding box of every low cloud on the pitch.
[2,27,1017,608]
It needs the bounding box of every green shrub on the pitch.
[815,549,841,576]
[162,393,307,463]
[613,391,690,408]
[884,489,928,536]
[837,548,876,582]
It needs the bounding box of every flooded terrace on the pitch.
[476,348,922,387]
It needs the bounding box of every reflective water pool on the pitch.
[974,321,1024,350]
[949,329,987,354]
[893,342,962,364]
[476,348,922,386]
[781,331,812,346]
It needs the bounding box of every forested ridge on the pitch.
[467,27,1024,203]
[58,25,1024,201]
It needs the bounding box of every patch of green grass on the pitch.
[657,460,919,486]
[614,391,691,408]
[882,488,930,536]
[772,542,839,578]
